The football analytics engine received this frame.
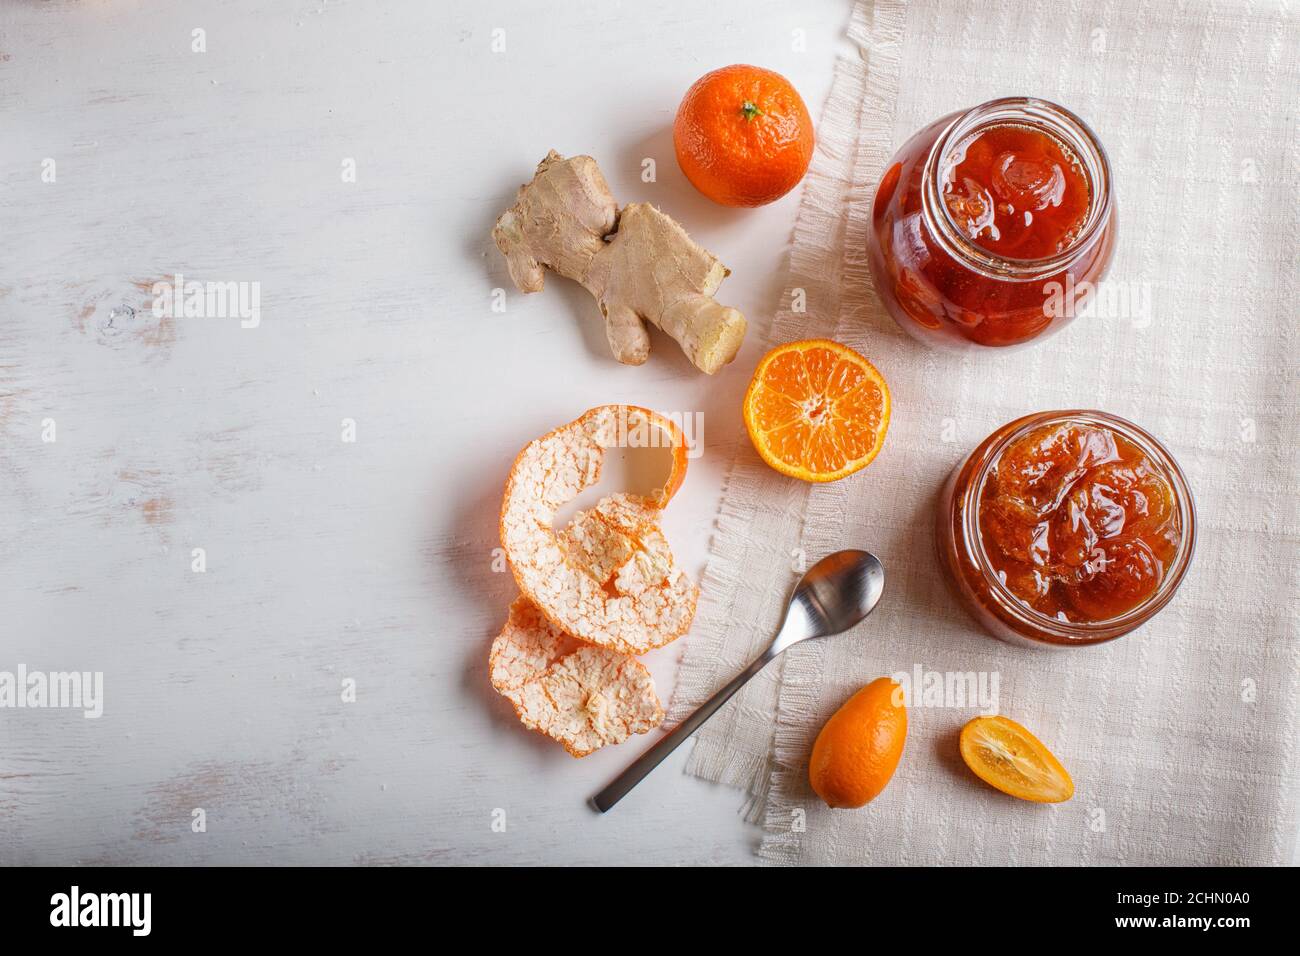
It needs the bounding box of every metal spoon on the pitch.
[591,549,886,813]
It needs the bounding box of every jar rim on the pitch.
[922,97,1114,281]
[962,410,1197,645]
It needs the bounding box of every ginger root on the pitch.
[492,151,747,374]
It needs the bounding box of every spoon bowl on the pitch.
[774,549,886,652]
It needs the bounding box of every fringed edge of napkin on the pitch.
[666,0,902,827]
[758,0,907,865]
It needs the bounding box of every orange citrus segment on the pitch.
[959,715,1074,803]
[742,339,890,482]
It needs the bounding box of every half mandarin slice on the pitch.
[742,339,890,483]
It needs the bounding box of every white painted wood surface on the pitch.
[0,0,846,864]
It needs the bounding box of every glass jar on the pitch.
[936,410,1196,647]
[867,97,1116,350]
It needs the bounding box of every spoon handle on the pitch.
[590,644,777,813]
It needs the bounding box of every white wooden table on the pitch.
[0,0,847,864]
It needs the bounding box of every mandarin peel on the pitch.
[498,406,698,657]
[489,596,664,757]
[492,151,747,374]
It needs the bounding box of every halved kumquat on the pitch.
[742,339,890,482]
[959,715,1074,803]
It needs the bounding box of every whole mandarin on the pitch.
[673,64,814,207]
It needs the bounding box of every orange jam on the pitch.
[936,411,1195,647]
[941,123,1091,261]
[867,97,1115,350]
[979,422,1180,623]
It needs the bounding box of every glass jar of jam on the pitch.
[936,411,1195,647]
[867,97,1116,349]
